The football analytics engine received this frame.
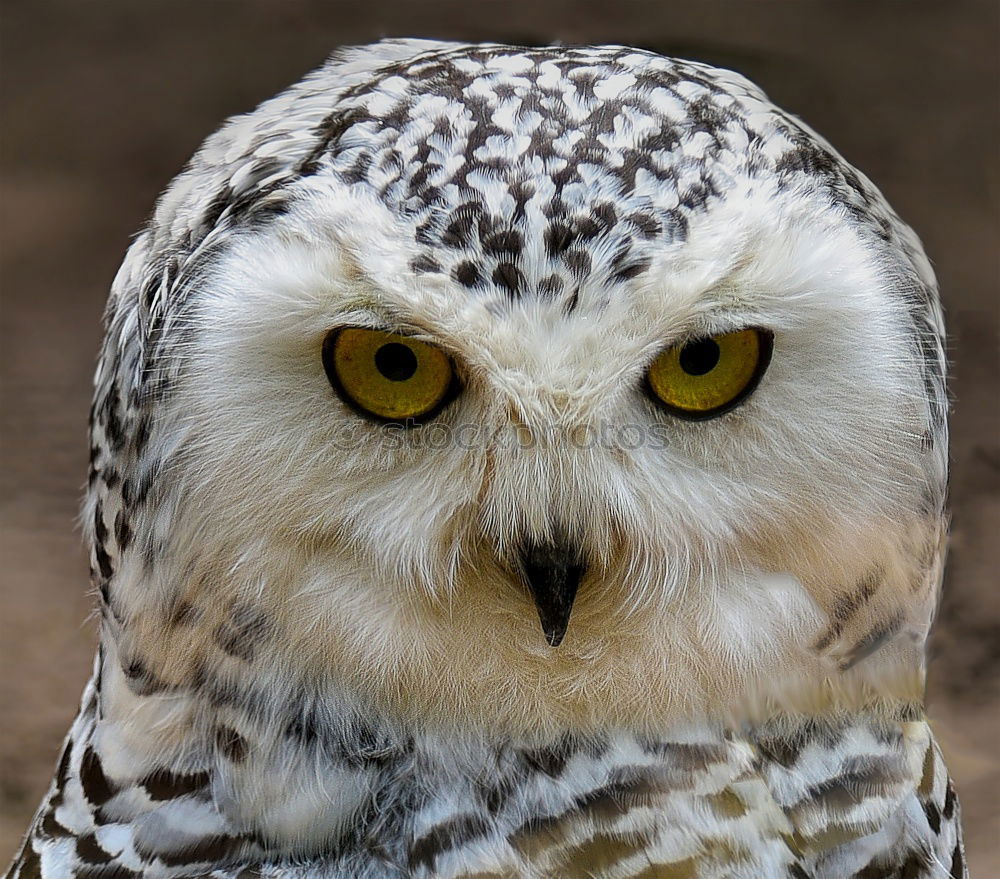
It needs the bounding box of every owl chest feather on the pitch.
[11,664,964,879]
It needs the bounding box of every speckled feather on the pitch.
[9,39,962,878]
[9,671,965,878]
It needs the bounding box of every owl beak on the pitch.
[518,540,586,647]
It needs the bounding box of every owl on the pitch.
[7,39,966,879]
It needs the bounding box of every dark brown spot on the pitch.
[834,570,883,621]
[481,228,523,256]
[153,835,246,868]
[170,600,200,627]
[454,260,481,288]
[796,760,909,814]
[299,109,365,176]
[814,569,882,652]
[923,800,942,834]
[492,262,525,296]
[611,258,651,283]
[538,274,564,296]
[80,747,116,806]
[544,222,574,256]
[216,726,249,763]
[520,739,573,777]
[15,844,42,879]
[951,841,965,878]
[629,212,661,237]
[561,248,592,277]
[55,738,73,788]
[409,254,441,274]
[943,780,957,820]
[441,207,482,248]
[76,833,113,865]
[838,611,905,670]
[571,216,600,240]
[480,776,515,815]
[39,808,71,838]
[75,867,141,879]
[141,767,211,800]
[122,658,166,696]
[213,606,271,662]
[590,202,618,230]
[114,511,133,551]
[409,814,490,871]
[95,546,114,581]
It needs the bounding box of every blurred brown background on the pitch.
[1,0,997,872]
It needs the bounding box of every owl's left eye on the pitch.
[322,328,459,423]
[645,327,773,419]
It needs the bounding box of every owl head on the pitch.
[86,40,947,740]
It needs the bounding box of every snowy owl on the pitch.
[8,39,966,879]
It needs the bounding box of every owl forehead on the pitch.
[138,41,937,395]
[307,44,792,305]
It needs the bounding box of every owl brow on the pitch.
[328,305,446,343]
[644,302,768,348]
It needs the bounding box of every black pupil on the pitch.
[679,338,721,376]
[374,343,418,382]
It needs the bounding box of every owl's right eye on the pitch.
[322,328,459,424]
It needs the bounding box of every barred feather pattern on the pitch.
[10,664,965,879]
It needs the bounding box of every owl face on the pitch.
[96,44,944,736]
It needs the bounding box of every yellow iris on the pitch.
[324,328,456,422]
[646,328,772,418]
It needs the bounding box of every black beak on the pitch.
[518,540,586,647]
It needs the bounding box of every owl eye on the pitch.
[322,328,459,423]
[646,328,773,419]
